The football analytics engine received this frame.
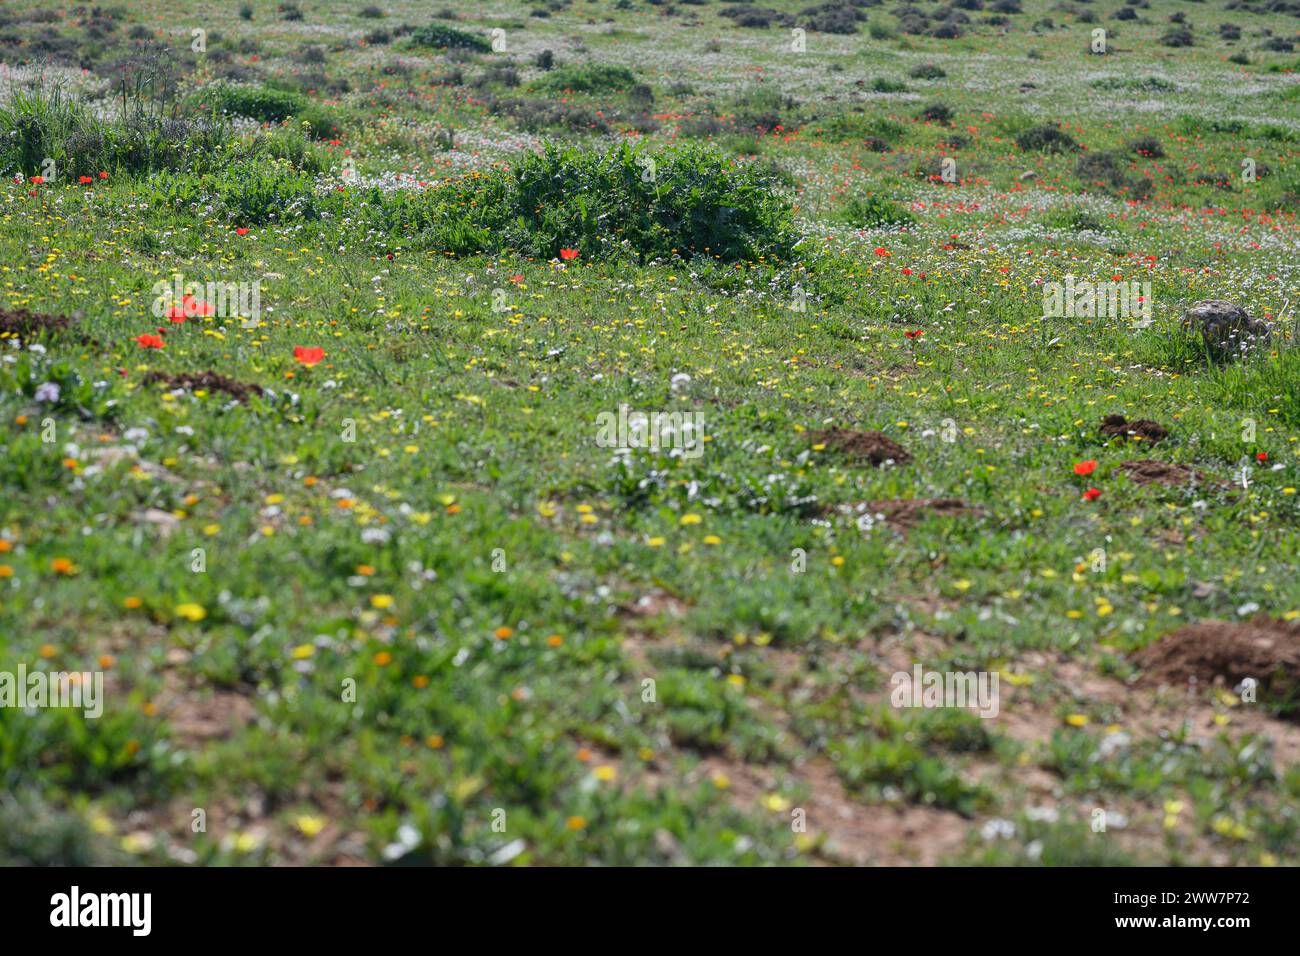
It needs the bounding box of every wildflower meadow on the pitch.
[0,0,1298,879]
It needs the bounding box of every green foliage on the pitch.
[495,142,796,262]
[0,791,115,865]
[842,193,916,228]
[0,82,227,179]
[409,22,491,52]
[532,64,637,94]
[203,83,343,139]
[146,157,321,225]
[235,142,798,263]
[1015,124,1080,153]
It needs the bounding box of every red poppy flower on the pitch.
[559,248,579,260]
[294,346,326,366]
[135,333,165,349]
[235,227,249,236]
[873,247,891,257]
[167,295,213,321]
[1256,452,1268,462]
[902,267,913,275]
[79,175,93,184]
[99,171,108,179]
[904,329,924,339]
[30,176,44,185]
[1073,460,1097,476]
[1082,487,1101,502]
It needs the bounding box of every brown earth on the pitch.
[142,370,264,402]
[864,498,981,530]
[1119,459,1215,487]
[809,428,911,466]
[1100,415,1169,444]
[1132,616,1300,712]
[0,307,75,337]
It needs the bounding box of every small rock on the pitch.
[1182,300,1271,359]
[1019,170,1037,182]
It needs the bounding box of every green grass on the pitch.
[0,0,1298,868]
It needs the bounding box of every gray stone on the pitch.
[1182,300,1271,359]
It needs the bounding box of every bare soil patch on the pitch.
[1119,459,1216,487]
[809,428,911,466]
[1132,616,1300,716]
[142,370,264,402]
[0,306,74,337]
[1100,415,1169,444]
[864,497,981,530]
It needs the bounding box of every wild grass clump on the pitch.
[0,81,228,179]
[409,22,491,52]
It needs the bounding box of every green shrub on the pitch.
[409,22,491,52]
[208,82,307,123]
[491,142,796,262]
[1015,123,1080,153]
[0,791,116,866]
[532,64,637,94]
[203,83,342,139]
[908,62,946,80]
[842,193,916,228]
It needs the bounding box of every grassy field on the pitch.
[1,0,1298,866]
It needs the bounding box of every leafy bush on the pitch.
[203,82,342,139]
[801,2,867,34]
[532,64,637,94]
[1126,136,1164,158]
[1043,206,1109,232]
[908,62,946,79]
[0,791,115,866]
[207,82,304,123]
[919,102,954,124]
[842,193,916,228]
[1015,123,1080,153]
[489,142,797,262]
[409,22,491,52]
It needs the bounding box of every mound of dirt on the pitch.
[1132,616,1300,714]
[0,307,75,337]
[1119,459,1215,487]
[809,428,911,466]
[142,371,264,402]
[1100,415,1168,444]
[865,498,980,529]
